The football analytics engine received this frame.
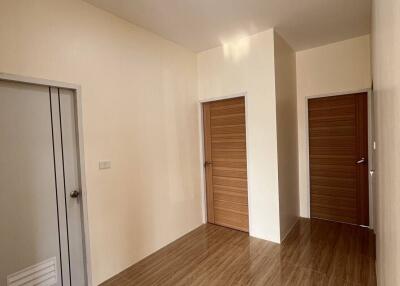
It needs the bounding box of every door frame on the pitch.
[0,73,93,285]
[198,92,252,233]
[304,88,374,229]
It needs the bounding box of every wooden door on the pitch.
[308,93,369,226]
[203,97,249,232]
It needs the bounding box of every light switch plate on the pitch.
[99,160,111,170]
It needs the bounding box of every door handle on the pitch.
[70,190,81,198]
[356,157,366,164]
[204,161,213,168]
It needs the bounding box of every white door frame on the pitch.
[0,73,93,285]
[197,92,253,233]
[304,88,374,229]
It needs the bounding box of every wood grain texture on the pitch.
[355,94,369,225]
[308,93,369,225]
[203,103,214,223]
[101,219,376,286]
[203,97,249,232]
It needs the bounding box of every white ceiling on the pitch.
[84,0,371,52]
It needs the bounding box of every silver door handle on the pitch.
[356,157,366,164]
[70,190,81,198]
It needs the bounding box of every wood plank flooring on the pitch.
[101,218,376,286]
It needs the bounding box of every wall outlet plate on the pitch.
[99,160,111,170]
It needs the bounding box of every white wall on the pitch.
[296,35,372,217]
[372,0,400,285]
[1,0,380,283]
[197,30,281,242]
[274,33,299,239]
[0,0,202,284]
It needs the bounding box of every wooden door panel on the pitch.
[309,93,369,226]
[310,137,356,148]
[212,133,246,140]
[308,95,355,109]
[311,206,357,224]
[213,185,247,194]
[210,105,245,116]
[311,168,356,177]
[214,209,249,232]
[210,97,245,108]
[213,176,248,188]
[309,106,356,118]
[212,160,247,169]
[214,191,248,204]
[309,126,355,137]
[311,195,356,208]
[210,114,245,127]
[310,176,356,188]
[214,200,248,214]
[310,156,356,166]
[311,185,356,198]
[212,140,246,150]
[310,146,355,156]
[212,150,247,160]
[309,119,355,128]
[211,124,245,135]
[212,167,247,179]
[203,97,249,232]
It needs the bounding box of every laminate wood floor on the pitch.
[101,218,376,286]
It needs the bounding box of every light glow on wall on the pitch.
[221,34,250,62]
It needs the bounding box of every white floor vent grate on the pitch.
[7,257,57,286]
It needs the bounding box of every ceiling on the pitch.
[84,0,371,52]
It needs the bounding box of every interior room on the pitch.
[0,0,399,285]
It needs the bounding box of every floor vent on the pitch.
[7,257,57,286]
